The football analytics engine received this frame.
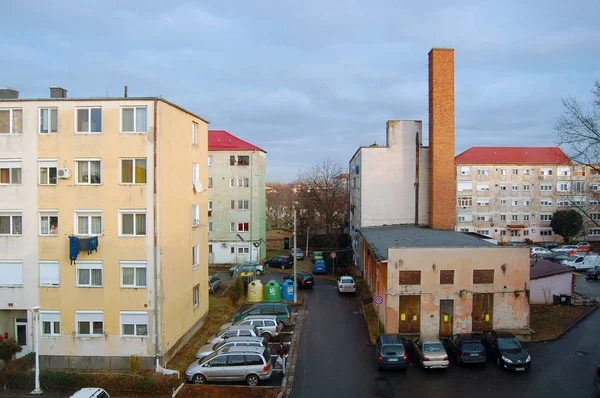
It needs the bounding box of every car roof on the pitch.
[379,334,403,344]
[225,325,258,331]
[70,388,107,398]
[248,302,289,309]
[239,315,278,321]
[217,346,265,355]
[219,336,264,343]
[420,336,443,344]
[456,334,481,341]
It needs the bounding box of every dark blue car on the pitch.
[313,259,327,274]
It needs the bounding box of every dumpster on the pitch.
[282,279,295,301]
[264,280,281,302]
[247,280,264,303]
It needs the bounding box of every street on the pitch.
[575,274,600,299]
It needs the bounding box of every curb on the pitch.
[530,304,599,343]
[278,293,308,398]
[356,287,375,347]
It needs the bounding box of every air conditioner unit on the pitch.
[192,219,200,227]
[57,168,71,179]
[221,242,227,248]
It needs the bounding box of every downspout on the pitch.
[414,132,420,226]
[250,150,254,261]
[153,99,161,372]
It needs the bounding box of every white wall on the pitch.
[530,273,573,304]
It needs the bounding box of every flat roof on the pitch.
[360,224,496,261]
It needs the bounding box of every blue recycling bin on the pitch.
[281,279,295,301]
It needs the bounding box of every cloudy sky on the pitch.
[3,1,599,182]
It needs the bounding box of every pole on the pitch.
[305,226,309,257]
[333,257,336,278]
[31,306,42,394]
[293,208,297,304]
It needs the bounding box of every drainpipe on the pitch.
[153,100,161,372]
[414,132,420,226]
[250,151,254,261]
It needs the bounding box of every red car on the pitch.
[568,247,593,255]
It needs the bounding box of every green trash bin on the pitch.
[264,280,281,302]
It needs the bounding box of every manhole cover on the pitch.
[575,351,588,356]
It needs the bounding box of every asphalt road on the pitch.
[575,274,600,299]
[291,279,600,398]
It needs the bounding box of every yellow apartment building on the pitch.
[0,86,209,370]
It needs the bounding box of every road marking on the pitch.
[280,331,294,334]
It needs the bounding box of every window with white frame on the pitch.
[457,182,472,192]
[230,200,235,210]
[0,260,23,286]
[460,228,469,232]
[75,210,102,236]
[457,215,472,222]
[476,199,490,207]
[557,199,568,207]
[540,169,553,176]
[192,245,199,266]
[0,212,22,235]
[40,108,58,134]
[229,178,235,188]
[574,167,586,176]
[39,260,60,286]
[39,211,58,236]
[237,222,249,232]
[75,311,104,336]
[511,215,519,221]
[477,184,490,191]
[192,204,200,225]
[524,200,530,206]
[120,158,147,184]
[120,311,148,337]
[460,166,470,176]
[75,159,102,184]
[540,200,553,207]
[524,169,531,175]
[512,169,518,175]
[500,185,507,191]
[76,108,102,134]
[540,230,553,236]
[476,169,490,176]
[230,222,235,232]
[557,167,570,177]
[0,108,23,134]
[540,184,552,191]
[208,177,213,188]
[572,181,586,192]
[192,122,198,144]
[208,155,213,166]
[0,159,22,185]
[511,184,518,191]
[500,200,507,207]
[591,199,600,205]
[476,215,491,221]
[39,159,58,185]
[457,197,472,207]
[76,261,103,287]
[192,163,199,184]
[572,196,586,206]
[476,230,490,236]
[557,182,569,192]
[119,210,146,236]
[591,184,600,191]
[238,200,249,210]
[237,178,249,187]
[500,230,506,236]
[523,184,530,191]
[40,311,60,336]
[120,261,147,288]
[500,169,507,176]
[523,214,530,221]
[591,229,600,236]
[193,284,199,307]
[591,213,600,221]
[540,214,553,221]
[121,107,147,133]
[500,214,506,221]
[238,246,250,254]
[512,200,518,206]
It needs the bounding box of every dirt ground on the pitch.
[530,304,596,341]
[266,229,291,250]
[177,385,282,398]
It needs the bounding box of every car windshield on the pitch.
[314,252,323,256]
[497,338,521,350]
[382,344,404,355]
[424,342,445,353]
[341,278,353,283]
[200,351,217,364]
[462,342,483,352]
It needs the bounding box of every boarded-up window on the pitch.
[399,271,421,285]
[440,270,454,284]
[473,270,494,284]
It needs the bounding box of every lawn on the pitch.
[530,304,596,341]
[178,385,282,398]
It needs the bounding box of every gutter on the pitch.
[414,131,419,225]
[153,99,161,372]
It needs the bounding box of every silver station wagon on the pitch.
[195,336,266,359]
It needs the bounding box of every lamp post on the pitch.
[305,226,310,258]
[293,205,297,304]
[31,305,42,395]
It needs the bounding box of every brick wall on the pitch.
[428,48,456,230]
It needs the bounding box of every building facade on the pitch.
[207,130,266,264]
[0,87,209,369]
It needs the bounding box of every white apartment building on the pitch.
[208,130,266,264]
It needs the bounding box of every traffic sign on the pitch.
[374,295,384,305]
[330,252,337,258]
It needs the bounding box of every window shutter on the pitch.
[399,270,421,285]
[0,261,23,285]
[473,270,494,284]
[40,261,60,286]
[440,270,454,285]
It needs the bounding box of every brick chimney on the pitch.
[428,48,455,230]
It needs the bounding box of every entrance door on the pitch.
[510,230,519,242]
[472,294,494,332]
[398,295,420,333]
[15,318,29,359]
[439,300,454,337]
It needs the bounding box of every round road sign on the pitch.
[374,295,384,305]
[330,252,337,258]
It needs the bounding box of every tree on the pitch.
[265,182,295,230]
[551,209,583,242]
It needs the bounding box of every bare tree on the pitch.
[266,181,295,230]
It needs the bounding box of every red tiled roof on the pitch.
[208,130,266,152]
[455,147,571,165]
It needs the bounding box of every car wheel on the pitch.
[262,332,271,342]
[246,374,260,386]
[192,374,206,385]
[256,270,262,275]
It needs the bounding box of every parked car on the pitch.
[375,334,407,370]
[240,261,264,275]
[229,264,239,276]
[206,325,260,345]
[541,252,571,264]
[265,255,294,269]
[562,254,600,271]
[290,248,305,260]
[337,276,357,294]
[231,302,294,327]
[447,334,486,365]
[195,336,266,359]
[283,271,315,288]
[208,275,222,294]
[186,346,273,386]
[539,242,559,249]
[586,266,600,280]
[70,388,110,398]
[313,259,327,274]
[481,331,531,371]
[311,251,324,263]
[531,247,552,256]
[595,365,600,392]
[568,246,593,255]
[219,315,283,342]
[576,241,591,248]
[552,245,578,253]
[412,336,449,369]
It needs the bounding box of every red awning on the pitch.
[506,225,526,229]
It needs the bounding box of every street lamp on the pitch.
[30,305,42,395]
[293,202,298,304]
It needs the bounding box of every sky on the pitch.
[2,0,599,182]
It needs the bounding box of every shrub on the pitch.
[129,354,142,373]
[0,338,22,362]
[227,276,244,304]
[524,238,533,245]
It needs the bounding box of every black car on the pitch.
[447,334,486,365]
[481,331,531,371]
[265,255,294,269]
[595,365,600,392]
[586,266,600,280]
[283,271,315,288]
[541,252,570,264]
[539,242,559,249]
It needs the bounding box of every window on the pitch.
[511,184,518,191]
[121,107,147,133]
[512,200,518,206]
[500,200,507,207]
[208,201,213,211]
[457,182,472,192]
[557,199,568,207]
[523,184,530,191]
[119,210,146,236]
[500,215,506,221]
[0,108,22,134]
[591,199,600,205]
[39,211,58,236]
[237,178,249,187]
[511,215,519,221]
[540,214,553,221]
[457,215,472,222]
[75,210,102,235]
[40,311,60,336]
[192,122,198,144]
[540,200,552,207]
[230,247,235,254]
[120,158,147,184]
[476,200,490,207]
[75,159,102,185]
[230,156,236,166]
[457,197,472,207]
[500,169,507,176]
[230,200,235,210]
[229,178,235,188]
[76,311,104,337]
[238,246,250,254]
[557,182,569,192]
[476,230,490,236]
[558,167,570,176]
[500,230,507,236]
[399,271,421,285]
[572,181,586,192]
[208,156,213,166]
[591,184,600,191]
[524,169,530,175]
[540,169,553,176]
[523,230,530,236]
[477,169,490,176]
[477,184,490,191]
[473,270,494,284]
[238,200,249,210]
[572,196,586,206]
[209,244,213,253]
[39,159,58,185]
[39,108,58,134]
[500,185,506,191]
[512,169,518,175]
[120,261,147,288]
[440,270,454,285]
[193,284,199,307]
[39,260,60,286]
[0,160,22,185]
[120,311,148,337]
[460,166,471,176]
[524,200,530,206]
[208,177,213,188]
[523,215,530,221]
[76,261,103,287]
[591,213,600,221]
[192,245,199,266]
[0,212,22,235]
[192,204,200,225]
[0,260,23,286]
[76,108,102,134]
[540,230,553,236]
[540,185,552,191]
[237,156,249,166]
[192,163,199,183]
[237,222,249,232]
[476,215,491,221]
[230,223,235,232]
[574,167,586,177]
[460,228,469,232]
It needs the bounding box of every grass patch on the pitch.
[266,248,289,259]
[364,302,383,344]
[178,385,282,398]
[530,304,596,341]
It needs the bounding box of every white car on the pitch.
[576,242,591,248]
[337,276,356,294]
[552,245,577,253]
[531,247,552,256]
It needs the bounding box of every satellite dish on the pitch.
[193,181,203,193]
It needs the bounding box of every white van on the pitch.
[70,388,110,398]
[562,254,600,271]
